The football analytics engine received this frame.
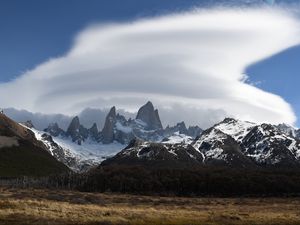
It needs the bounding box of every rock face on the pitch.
[187,126,203,137]
[101,106,116,144]
[66,116,88,145]
[241,124,300,167]
[44,122,65,137]
[98,103,200,144]
[297,130,300,140]
[136,101,163,130]
[40,133,78,170]
[177,122,188,134]
[165,122,187,136]
[88,123,99,140]
[66,116,80,137]
[276,123,298,138]
[193,127,255,167]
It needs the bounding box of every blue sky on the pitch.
[247,45,300,126]
[1,0,300,127]
[1,0,297,82]
[0,0,209,82]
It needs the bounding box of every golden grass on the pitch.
[0,188,299,225]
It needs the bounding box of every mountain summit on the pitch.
[101,106,117,144]
[136,101,163,130]
[66,116,89,145]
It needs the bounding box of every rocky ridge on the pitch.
[102,118,300,169]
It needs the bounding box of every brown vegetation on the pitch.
[0,188,299,225]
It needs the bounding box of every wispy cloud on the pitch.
[1,6,299,127]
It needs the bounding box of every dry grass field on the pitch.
[0,188,299,225]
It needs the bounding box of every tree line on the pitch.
[1,165,300,197]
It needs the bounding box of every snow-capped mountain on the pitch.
[25,101,202,171]
[241,123,300,166]
[193,118,300,167]
[29,126,125,172]
[192,126,255,167]
[102,139,205,168]
[44,101,202,145]
[213,118,256,143]
[19,101,300,171]
[276,123,300,139]
[102,118,300,168]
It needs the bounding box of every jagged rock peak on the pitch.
[67,116,80,135]
[48,122,60,129]
[177,121,186,126]
[177,121,187,129]
[46,122,61,132]
[89,123,99,139]
[66,117,88,144]
[89,123,98,132]
[187,126,202,138]
[101,106,117,144]
[22,120,34,128]
[276,123,297,138]
[44,122,65,137]
[108,106,116,118]
[221,117,238,124]
[103,106,117,126]
[136,101,163,130]
[146,101,154,108]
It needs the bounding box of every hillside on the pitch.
[0,113,69,177]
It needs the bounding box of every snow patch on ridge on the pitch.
[193,128,227,150]
[22,123,126,169]
[52,136,125,164]
[205,148,225,160]
[162,132,193,144]
[215,119,256,142]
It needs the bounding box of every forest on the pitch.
[2,165,300,197]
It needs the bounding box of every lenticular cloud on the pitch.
[0,7,300,127]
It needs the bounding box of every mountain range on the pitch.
[43,101,202,145]
[103,117,300,169]
[19,101,201,171]
[2,101,300,174]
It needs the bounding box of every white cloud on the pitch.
[1,7,300,127]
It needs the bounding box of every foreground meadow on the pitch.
[0,188,299,225]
